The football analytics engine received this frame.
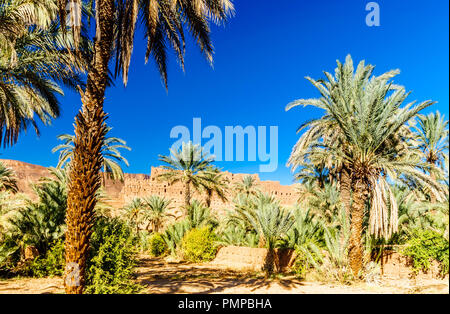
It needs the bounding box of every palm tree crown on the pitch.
[59,0,234,86]
[158,142,215,208]
[414,112,449,169]
[52,127,131,181]
[0,0,89,147]
[0,161,18,193]
[201,166,228,208]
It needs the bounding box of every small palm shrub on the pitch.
[0,170,67,269]
[245,202,294,275]
[186,200,217,229]
[148,233,167,257]
[162,221,189,256]
[181,226,217,262]
[402,229,449,276]
[217,224,259,248]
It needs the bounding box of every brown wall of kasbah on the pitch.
[1,160,299,214]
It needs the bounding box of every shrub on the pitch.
[402,229,449,276]
[148,233,167,257]
[27,240,65,277]
[85,217,142,294]
[181,226,217,262]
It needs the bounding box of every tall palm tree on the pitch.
[286,55,443,275]
[52,127,131,182]
[413,112,449,202]
[201,167,228,208]
[59,0,234,294]
[158,142,215,209]
[0,0,89,147]
[0,162,18,193]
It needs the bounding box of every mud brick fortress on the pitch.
[1,160,299,214]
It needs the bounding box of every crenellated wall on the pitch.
[1,159,299,213]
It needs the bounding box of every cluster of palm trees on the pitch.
[286,55,448,275]
[1,0,234,294]
[123,195,173,234]
[1,0,448,293]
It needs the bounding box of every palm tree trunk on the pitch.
[206,190,212,208]
[64,0,115,294]
[184,180,191,209]
[339,165,352,251]
[348,177,369,277]
[430,172,437,203]
[340,165,352,219]
[264,244,275,277]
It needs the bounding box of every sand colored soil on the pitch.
[1,256,447,294]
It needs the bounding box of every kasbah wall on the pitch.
[1,160,299,216]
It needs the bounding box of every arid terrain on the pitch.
[0,256,448,294]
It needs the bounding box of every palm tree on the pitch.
[0,162,18,193]
[286,55,443,275]
[0,0,89,147]
[245,201,294,275]
[59,0,233,293]
[123,197,146,234]
[158,142,215,209]
[201,167,228,208]
[234,175,259,197]
[52,127,131,182]
[142,195,173,233]
[413,112,449,202]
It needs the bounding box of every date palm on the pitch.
[52,127,130,182]
[414,112,449,168]
[142,195,173,233]
[287,55,443,275]
[0,0,88,147]
[245,201,294,275]
[201,167,228,208]
[123,197,145,233]
[59,0,234,293]
[0,161,18,193]
[413,112,449,201]
[234,175,259,197]
[158,142,215,209]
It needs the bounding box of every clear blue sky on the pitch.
[2,0,449,185]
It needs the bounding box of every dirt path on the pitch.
[0,256,448,294]
[135,256,449,294]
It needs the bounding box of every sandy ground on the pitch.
[0,256,448,294]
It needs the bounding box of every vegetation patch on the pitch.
[182,226,217,263]
[402,229,449,277]
[148,233,167,257]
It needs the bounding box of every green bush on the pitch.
[402,229,449,276]
[148,233,167,257]
[181,226,217,262]
[85,217,141,294]
[27,240,65,277]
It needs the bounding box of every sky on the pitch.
[1,0,449,185]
